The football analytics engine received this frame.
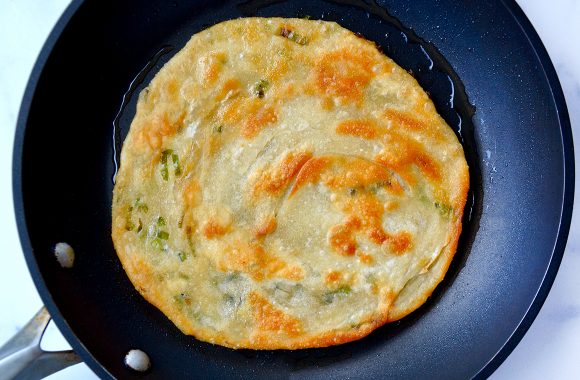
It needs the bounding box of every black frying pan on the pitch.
[12,0,574,378]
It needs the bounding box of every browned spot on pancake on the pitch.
[367,227,412,254]
[264,52,290,81]
[278,266,303,281]
[220,97,244,124]
[183,179,200,208]
[345,215,363,229]
[375,132,441,182]
[331,191,413,256]
[315,48,375,105]
[321,96,334,110]
[384,109,427,131]
[384,200,399,211]
[386,231,413,255]
[219,243,303,282]
[336,119,380,140]
[328,216,361,256]
[217,245,252,273]
[414,153,440,181]
[242,22,261,43]
[255,216,278,237]
[215,78,241,101]
[165,78,179,96]
[249,246,285,281]
[328,224,358,256]
[288,155,403,196]
[138,111,184,151]
[385,107,444,143]
[255,151,313,195]
[219,96,278,139]
[325,271,342,284]
[352,194,385,230]
[250,292,302,337]
[358,252,374,264]
[202,219,230,239]
[243,106,277,138]
[324,157,396,193]
[201,52,226,85]
[290,157,331,196]
[367,227,388,245]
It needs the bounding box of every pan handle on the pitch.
[0,307,82,380]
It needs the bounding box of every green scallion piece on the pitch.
[157,231,169,240]
[172,153,182,176]
[151,238,165,251]
[177,251,187,262]
[133,198,148,213]
[125,221,135,231]
[434,202,452,217]
[161,166,169,181]
[253,79,270,98]
[161,149,172,164]
[160,149,182,180]
[322,286,351,304]
[278,27,309,45]
[225,272,241,281]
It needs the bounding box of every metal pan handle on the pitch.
[0,307,82,380]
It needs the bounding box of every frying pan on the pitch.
[7,0,574,378]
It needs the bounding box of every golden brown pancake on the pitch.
[112,17,469,349]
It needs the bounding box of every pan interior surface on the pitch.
[13,0,573,379]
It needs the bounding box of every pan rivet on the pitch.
[125,349,151,372]
[54,242,75,268]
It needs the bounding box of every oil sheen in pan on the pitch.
[112,45,174,184]
[110,0,483,361]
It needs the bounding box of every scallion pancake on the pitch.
[112,17,469,349]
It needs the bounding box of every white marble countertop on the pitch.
[0,0,577,378]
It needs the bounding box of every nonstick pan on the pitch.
[9,0,574,378]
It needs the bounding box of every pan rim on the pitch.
[11,1,574,379]
[471,0,575,377]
